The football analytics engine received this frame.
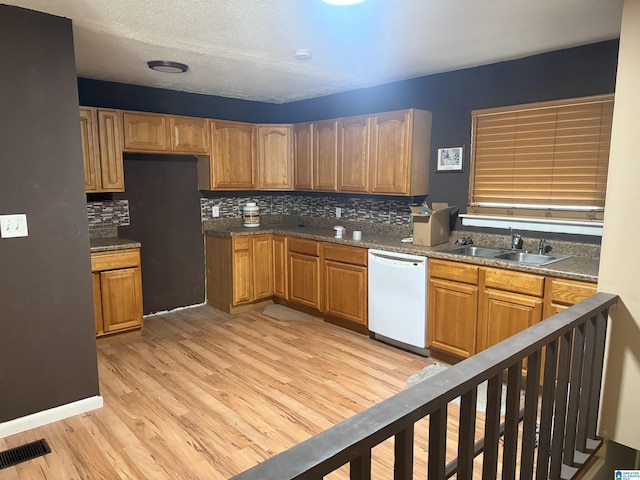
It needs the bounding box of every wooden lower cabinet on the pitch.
[428,259,479,358]
[477,267,545,352]
[477,288,543,352]
[287,238,321,310]
[206,234,273,311]
[428,278,478,358]
[544,277,597,317]
[323,244,368,326]
[272,235,288,299]
[91,248,143,337]
[252,235,274,300]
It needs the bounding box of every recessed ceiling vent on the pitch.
[0,439,51,469]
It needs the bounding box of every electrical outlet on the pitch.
[0,213,29,238]
[336,207,341,218]
[211,205,220,218]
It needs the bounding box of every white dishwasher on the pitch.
[368,249,429,355]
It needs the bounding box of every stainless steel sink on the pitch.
[443,245,570,266]
[443,246,507,258]
[493,251,570,266]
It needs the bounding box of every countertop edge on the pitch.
[90,238,142,253]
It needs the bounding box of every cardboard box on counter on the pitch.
[410,203,456,246]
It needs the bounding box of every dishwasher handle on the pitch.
[368,251,426,268]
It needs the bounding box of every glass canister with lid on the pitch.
[242,202,260,227]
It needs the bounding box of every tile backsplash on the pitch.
[200,194,417,225]
[87,200,130,227]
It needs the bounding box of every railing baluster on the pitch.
[549,331,573,479]
[536,339,559,480]
[394,424,414,480]
[503,361,523,480]
[564,323,586,466]
[520,350,541,480]
[577,314,596,452]
[350,450,371,480]
[457,387,478,480]
[586,310,609,440]
[428,406,448,480]
[482,373,502,479]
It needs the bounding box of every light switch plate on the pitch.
[0,214,29,238]
[212,205,220,218]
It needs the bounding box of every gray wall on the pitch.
[0,5,99,423]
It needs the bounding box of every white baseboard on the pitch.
[0,395,103,438]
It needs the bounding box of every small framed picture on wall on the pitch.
[436,146,464,172]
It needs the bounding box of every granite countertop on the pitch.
[90,237,141,253]
[203,220,599,282]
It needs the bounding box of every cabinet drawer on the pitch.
[233,236,251,251]
[483,267,544,297]
[91,249,140,272]
[288,237,320,256]
[429,258,479,285]
[323,243,367,266]
[549,278,597,305]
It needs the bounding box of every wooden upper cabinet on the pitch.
[209,120,256,189]
[257,124,294,190]
[123,111,209,154]
[122,112,168,151]
[313,119,338,191]
[80,107,100,191]
[170,116,209,154]
[369,109,431,196]
[338,115,370,193]
[80,107,124,193]
[294,123,314,190]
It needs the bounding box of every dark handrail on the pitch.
[232,292,618,480]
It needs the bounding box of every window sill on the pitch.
[459,214,603,236]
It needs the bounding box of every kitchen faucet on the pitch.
[538,238,547,254]
[510,227,522,251]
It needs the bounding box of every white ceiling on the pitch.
[1,0,623,104]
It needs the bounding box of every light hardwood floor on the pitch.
[1,305,448,479]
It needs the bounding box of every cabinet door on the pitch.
[211,120,256,189]
[272,235,288,299]
[92,272,103,336]
[97,109,125,191]
[288,252,321,309]
[338,116,369,193]
[170,116,209,153]
[478,288,543,352]
[257,125,293,190]
[294,123,314,190]
[369,110,410,194]
[80,107,101,192]
[232,237,253,305]
[252,235,273,300]
[324,260,367,325]
[122,112,168,151]
[428,278,478,358]
[99,267,143,334]
[313,119,338,191]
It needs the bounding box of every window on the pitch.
[467,94,614,223]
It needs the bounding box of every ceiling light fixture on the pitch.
[147,60,189,73]
[294,49,312,60]
[322,0,366,5]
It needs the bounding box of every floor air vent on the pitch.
[0,439,51,469]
